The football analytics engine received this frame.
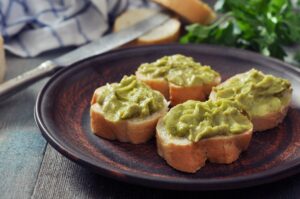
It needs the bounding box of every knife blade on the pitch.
[0,12,170,101]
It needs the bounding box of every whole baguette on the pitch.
[156,118,253,173]
[209,82,292,132]
[90,86,168,144]
[136,71,221,105]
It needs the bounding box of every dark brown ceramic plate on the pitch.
[35,44,300,191]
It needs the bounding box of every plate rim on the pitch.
[34,44,300,190]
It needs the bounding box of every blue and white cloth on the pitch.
[0,0,157,57]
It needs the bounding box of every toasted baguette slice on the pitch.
[90,86,168,144]
[135,74,170,99]
[152,0,216,24]
[156,118,253,173]
[113,9,180,45]
[136,71,221,106]
[251,106,289,132]
[0,36,6,82]
[209,76,292,132]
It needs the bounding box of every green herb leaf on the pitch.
[180,0,300,61]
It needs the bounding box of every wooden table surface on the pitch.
[0,47,300,199]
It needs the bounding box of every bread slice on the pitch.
[251,105,289,132]
[113,9,180,45]
[90,86,169,144]
[0,35,6,82]
[209,74,292,132]
[156,118,253,173]
[136,71,221,106]
[152,0,216,24]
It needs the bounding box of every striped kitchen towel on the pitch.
[0,0,157,57]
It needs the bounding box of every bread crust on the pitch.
[136,71,221,106]
[113,9,180,46]
[156,118,253,173]
[209,82,292,132]
[136,72,170,99]
[251,105,289,132]
[152,0,216,24]
[90,86,168,144]
[136,27,180,45]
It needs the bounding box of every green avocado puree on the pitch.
[212,69,291,117]
[97,75,165,121]
[163,100,252,142]
[137,54,220,86]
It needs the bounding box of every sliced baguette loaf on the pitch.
[136,54,221,106]
[210,91,291,132]
[136,71,220,105]
[156,100,253,173]
[209,69,292,132]
[90,79,168,144]
[157,121,253,173]
[113,9,180,45]
[152,0,216,24]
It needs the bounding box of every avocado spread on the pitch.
[212,69,292,117]
[163,100,252,142]
[137,54,220,86]
[97,75,165,121]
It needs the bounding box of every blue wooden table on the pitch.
[1,50,300,199]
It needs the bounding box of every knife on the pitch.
[0,12,170,101]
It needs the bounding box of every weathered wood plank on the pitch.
[0,50,68,199]
[0,127,46,199]
[32,145,300,199]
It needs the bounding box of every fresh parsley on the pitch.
[180,0,300,60]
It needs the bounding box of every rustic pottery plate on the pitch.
[35,44,300,190]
